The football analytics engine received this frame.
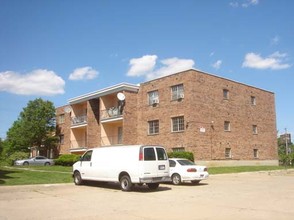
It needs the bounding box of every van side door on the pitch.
[78,150,93,179]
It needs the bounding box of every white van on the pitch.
[72,145,169,191]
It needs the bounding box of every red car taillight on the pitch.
[187,168,197,172]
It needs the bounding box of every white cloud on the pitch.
[127,55,157,77]
[212,60,222,70]
[229,2,239,7]
[242,52,291,70]
[69,66,99,80]
[230,0,259,8]
[126,55,195,80]
[0,69,65,96]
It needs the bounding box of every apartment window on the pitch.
[224,121,231,131]
[171,84,184,100]
[225,148,232,159]
[252,125,258,134]
[223,89,229,100]
[59,135,64,144]
[172,116,185,132]
[58,114,65,124]
[148,90,159,105]
[148,120,159,135]
[253,149,259,158]
[172,147,185,152]
[251,96,256,105]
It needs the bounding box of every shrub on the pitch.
[167,151,194,161]
[5,151,29,166]
[54,154,80,166]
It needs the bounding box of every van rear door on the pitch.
[141,146,169,178]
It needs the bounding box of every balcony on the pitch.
[71,115,87,126]
[101,106,123,121]
[101,135,122,146]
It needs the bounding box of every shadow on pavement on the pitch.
[80,180,172,193]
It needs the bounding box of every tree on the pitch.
[5,98,58,156]
[0,138,3,154]
[278,137,294,166]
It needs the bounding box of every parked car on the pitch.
[14,156,54,166]
[168,158,209,185]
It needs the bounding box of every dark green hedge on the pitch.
[54,154,80,166]
[167,151,194,161]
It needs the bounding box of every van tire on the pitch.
[120,175,133,191]
[147,183,159,190]
[74,171,83,185]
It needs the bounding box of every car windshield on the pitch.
[177,159,195,166]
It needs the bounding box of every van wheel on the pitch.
[74,171,83,185]
[172,174,181,185]
[147,183,159,190]
[120,175,133,191]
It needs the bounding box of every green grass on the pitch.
[0,165,290,186]
[208,166,287,175]
[0,166,72,186]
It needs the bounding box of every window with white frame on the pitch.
[252,125,258,134]
[224,121,231,131]
[251,96,256,105]
[148,90,159,105]
[171,84,184,100]
[58,114,65,124]
[148,120,159,135]
[172,147,185,152]
[172,116,185,132]
[225,148,232,159]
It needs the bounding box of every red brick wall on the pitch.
[136,69,277,161]
[87,99,100,148]
[56,106,71,154]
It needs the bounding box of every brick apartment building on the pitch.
[56,69,278,166]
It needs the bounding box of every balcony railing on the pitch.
[71,115,87,126]
[101,107,123,120]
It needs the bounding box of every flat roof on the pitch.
[68,82,139,104]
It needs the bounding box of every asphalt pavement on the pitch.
[0,170,293,220]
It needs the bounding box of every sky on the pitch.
[0,0,293,141]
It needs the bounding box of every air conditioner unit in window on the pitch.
[152,98,159,104]
[179,94,184,99]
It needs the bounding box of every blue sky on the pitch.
[0,0,293,141]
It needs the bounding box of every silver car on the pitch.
[14,156,54,166]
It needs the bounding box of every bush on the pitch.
[167,151,194,161]
[54,154,80,166]
[5,151,29,166]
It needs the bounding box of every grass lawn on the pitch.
[0,166,72,186]
[0,165,290,186]
[208,165,287,175]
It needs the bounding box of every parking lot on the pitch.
[0,170,293,220]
